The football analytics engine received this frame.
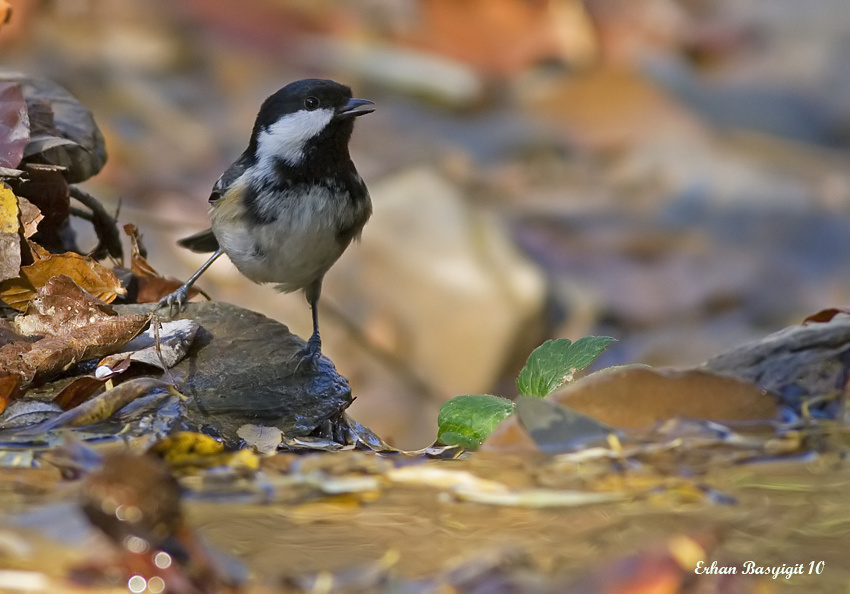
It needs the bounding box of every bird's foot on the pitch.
[292,334,322,373]
[157,283,191,317]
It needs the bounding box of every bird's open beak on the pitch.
[337,98,375,118]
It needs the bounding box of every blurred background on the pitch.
[3,0,850,449]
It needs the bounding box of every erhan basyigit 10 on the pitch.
[159,79,375,368]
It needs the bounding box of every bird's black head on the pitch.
[249,79,374,168]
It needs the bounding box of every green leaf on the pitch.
[516,336,616,398]
[437,394,515,450]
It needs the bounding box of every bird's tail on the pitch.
[177,229,219,253]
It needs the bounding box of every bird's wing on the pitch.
[209,153,252,205]
[177,153,253,253]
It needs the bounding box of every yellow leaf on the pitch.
[0,184,18,233]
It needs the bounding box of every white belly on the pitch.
[211,194,347,293]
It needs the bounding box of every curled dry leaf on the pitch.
[52,375,109,411]
[13,274,122,336]
[0,250,125,311]
[802,308,850,325]
[0,276,149,389]
[17,195,42,238]
[124,224,157,277]
[123,224,204,303]
[0,183,20,281]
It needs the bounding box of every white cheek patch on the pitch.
[256,108,334,167]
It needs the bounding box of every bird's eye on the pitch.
[304,96,319,110]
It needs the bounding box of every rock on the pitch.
[704,315,850,412]
[327,167,547,399]
[312,39,484,108]
[0,71,107,183]
[115,302,352,443]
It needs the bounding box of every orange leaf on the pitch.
[0,250,125,310]
[123,223,160,278]
[52,375,106,410]
[802,308,850,325]
[0,372,21,414]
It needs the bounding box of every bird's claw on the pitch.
[157,285,191,317]
[291,334,322,374]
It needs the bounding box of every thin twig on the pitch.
[69,185,123,261]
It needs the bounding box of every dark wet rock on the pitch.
[703,316,850,413]
[115,302,352,443]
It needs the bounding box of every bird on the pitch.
[158,79,374,368]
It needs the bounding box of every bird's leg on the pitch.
[157,249,224,316]
[293,277,324,371]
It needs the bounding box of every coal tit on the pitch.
[159,79,375,367]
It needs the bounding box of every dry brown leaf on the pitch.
[14,274,119,336]
[802,308,850,325]
[123,223,202,303]
[0,276,149,388]
[0,372,21,414]
[0,250,125,310]
[484,368,777,452]
[52,376,107,411]
[0,183,21,282]
[0,275,33,309]
[14,275,147,338]
[52,354,134,410]
[124,223,159,278]
[25,238,49,261]
[17,195,42,238]
[551,368,777,427]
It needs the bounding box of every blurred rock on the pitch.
[705,314,850,414]
[397,0,597,75]
[310,38,484,108]
[327,167,547,399]
[516,66,708,152]
[0,71,107,183]
[642,55,849,146]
